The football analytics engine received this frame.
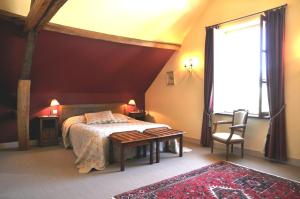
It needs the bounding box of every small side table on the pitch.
[38,116,59,146]
[128,111,146,121]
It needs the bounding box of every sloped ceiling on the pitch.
[0,0,209,44]
[1,27,175,94]
[0,19,175,106]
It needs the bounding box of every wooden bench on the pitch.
[144,127,184,163]
[109,131,154,171]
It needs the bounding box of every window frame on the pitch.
[213,16,270,119]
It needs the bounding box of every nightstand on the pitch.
[38,116,59,146]
[128,111,146,121]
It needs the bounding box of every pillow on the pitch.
[85,111,115,124]
[112,113,130,123]
[63,115,86,125]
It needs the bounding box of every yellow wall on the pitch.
[0,0,209,44]
[146,0,300,160]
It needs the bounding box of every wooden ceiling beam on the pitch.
[30,0,36,8]
[44,23,181,50]
[24,0,68,32]
[35,0,68,31]
[24,0,53,32]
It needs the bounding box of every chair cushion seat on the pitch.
[212,132,244,142]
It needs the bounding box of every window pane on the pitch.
[262,52,267,80]
[262,20,266,51]
[262,83,269,113]
[214,21,261,115]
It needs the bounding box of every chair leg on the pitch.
[211,139,214,153]
[241,142,244,158]
[226,144,229,161]
[179,135,183,157]
[231,144,234,154]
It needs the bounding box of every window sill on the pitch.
[214,112,270,120]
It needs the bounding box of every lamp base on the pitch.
[50,109,58,116]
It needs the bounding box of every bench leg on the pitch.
[136,146,141,158]
[143,145,147,157]
[156,139,160,163]
[165,141,169,152]
[150,142,153,164]
[179,135,183,157]
[120,144,125,171]
[109,140,114,164]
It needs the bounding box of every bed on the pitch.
[60,103,178,173]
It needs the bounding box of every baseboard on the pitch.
[183,136,300,167]
[183,136,200,145]
[0,140,38,149]
[288,158,300,167]
[2,137,299,167]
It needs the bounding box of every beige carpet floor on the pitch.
[0,142,299,199]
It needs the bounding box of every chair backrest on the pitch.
[232,109,248,137]
[233,109,248,125]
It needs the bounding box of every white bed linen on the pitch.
[62,118,175,173]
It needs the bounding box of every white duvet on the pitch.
[62,116,176,173]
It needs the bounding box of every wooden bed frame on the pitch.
[59,103,126,125]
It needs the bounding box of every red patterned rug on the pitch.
[114,161,300,199]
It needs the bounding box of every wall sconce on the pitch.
[184,58,197,72]
[50,99,60,116]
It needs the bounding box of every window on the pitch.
[213,17,269,117]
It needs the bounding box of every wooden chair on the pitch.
[211,109,249,160]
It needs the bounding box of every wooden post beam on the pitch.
[17,80,31,150]
[17,31,37,150]
[17,0,67,150]
[20,31,37,79]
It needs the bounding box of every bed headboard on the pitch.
[59,103,126,125]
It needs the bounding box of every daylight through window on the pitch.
[213,17,269,117]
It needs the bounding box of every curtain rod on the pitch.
[207,4,287,28]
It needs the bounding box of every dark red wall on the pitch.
[0,20,175,143]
